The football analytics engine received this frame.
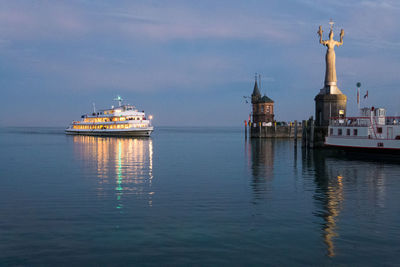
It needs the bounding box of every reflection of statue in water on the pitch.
[308,150,343,258]
[318,24,344,88]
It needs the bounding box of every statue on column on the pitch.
[314,21,347,127]
[318,22,344,88]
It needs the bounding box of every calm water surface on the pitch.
[0,127,399,265]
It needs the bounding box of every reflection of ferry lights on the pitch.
[72,136,154,207]
[148,140,154,206]
[116,141,123,209]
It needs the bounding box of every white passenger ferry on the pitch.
[325,107,400,152]
[65,96,154,137]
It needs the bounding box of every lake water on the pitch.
[0,127,399,265]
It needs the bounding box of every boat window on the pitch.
[338,129,342,136]
[377,127,383,134]
[346,129,350,136]
[353,129,358,136]
[330,128,333,135]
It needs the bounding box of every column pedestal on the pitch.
[315,90,347,127]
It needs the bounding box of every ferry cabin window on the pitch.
[377,127,383,134]
[330,128,333,135]
[346,129,350,136]
[338,129,342,136]
[353,129,358,136]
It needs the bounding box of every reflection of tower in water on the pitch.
[73,136,154,208]
[246,139,274,198]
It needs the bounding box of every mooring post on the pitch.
[244,120,247,139]
[259,122,262,138]
[294,120,298,145]
[310,119,315,148]
[302,120,307,147]
[306,120,310,148]
[249,121,251,138]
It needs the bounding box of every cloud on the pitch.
[0,1,294,94]
[2,48,249,93]
[0,1,296,43]
[361,0,400,9]
[0,2,88,41]
[114,9,294,42]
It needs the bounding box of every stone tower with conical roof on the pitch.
[251,75,274,124]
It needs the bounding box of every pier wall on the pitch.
[249,124,302,139]
[246,119,328,148]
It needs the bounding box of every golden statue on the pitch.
[318,23,344,87]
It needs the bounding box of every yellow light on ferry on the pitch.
[149,115,153,120]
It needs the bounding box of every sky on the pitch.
[0,0,399,126]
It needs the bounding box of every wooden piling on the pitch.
[302,120,307,147]
[310,120,315,148]
[244,120,247,139]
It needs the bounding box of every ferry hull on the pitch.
[65,129,153,137]
[325,137,400,154]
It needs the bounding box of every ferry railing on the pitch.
[329,116,400,127]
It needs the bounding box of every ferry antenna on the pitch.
[114,95,123,107]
